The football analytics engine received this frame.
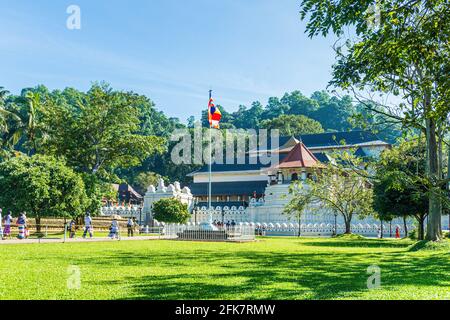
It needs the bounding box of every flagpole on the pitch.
[208,89,213,224]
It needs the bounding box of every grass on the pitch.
[0,237,448,300]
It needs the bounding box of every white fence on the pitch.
[164,224,255,241]
[254,222,413,237]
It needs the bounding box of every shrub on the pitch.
[408,229,418,240]
[152,198,190,224]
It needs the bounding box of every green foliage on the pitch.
[152,198,190,224]
[299,0,449,241]
[408,239,450,252]
[333,234,366,240]
[408,229,418,240]
[80,173,116,216]
[284,183,314,236]
[131,171,165,195]
[373,138,429,239]
[291,152,373,234]
[0,155,87,219]
[41,83,165,174]
[261,114,324,136]
[201,90,377,134]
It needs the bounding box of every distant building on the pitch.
[112,183,143,205]
[188,130,390,209]
[186,130,409,236]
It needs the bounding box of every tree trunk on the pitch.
[418,218,425,241]
[297,215,301,237]
[344,219,351,234]
[403,216,408,237]
[448,146,450,189]
[35,215,41,233]
[380,220,383,239]
[425,118,442,241]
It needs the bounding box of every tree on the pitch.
[260,114,324,136]
[373,138,429,239]
[131,171,165,195]
[42,83,165,174]
[281,91,319,117]
[152,198,190,224]
[290,153,373,234]
[299,0,450,240]
[0,87,20,144]
[80,173,116,215]
[284,183,314,236]
[311,95,355,132]
[0,155,88,232]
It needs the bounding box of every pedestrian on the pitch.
[0,208,3,240]
[82,212,93,239]
[108,217,119,239]
[127,217,134,237]
[17,212,27,240]
[3,211,13,239]
[132,217,139,235]
[69,219,76,238]
[395,226,400,239]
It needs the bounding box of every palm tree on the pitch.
[0,90,45,156]
[0,87,12,131]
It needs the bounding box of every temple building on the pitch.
[188,130,390,209]
[184,130,414,235]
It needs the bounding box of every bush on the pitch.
[408,229,418,240]
[333,234,366,240]
[153,198,190,224]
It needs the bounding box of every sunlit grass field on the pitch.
[0,237,448,300]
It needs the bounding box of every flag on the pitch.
[208,97,222,129]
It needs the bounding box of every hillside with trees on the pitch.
[0,84,401,197]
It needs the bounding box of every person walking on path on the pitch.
[82,212,93,239]
[132,217,139,235]
[108,217,120,239]
[69,219,76,239]
[395,227,400,239]
[3,211,13,239]
[127,217,134,237]
[17,212,27,239]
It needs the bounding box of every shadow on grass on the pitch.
[67,240,449,300]
[408,239,450,252]
[300,239,413,249]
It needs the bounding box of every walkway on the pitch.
[0,235,163,245]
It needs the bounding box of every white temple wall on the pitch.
[193,171,267,183]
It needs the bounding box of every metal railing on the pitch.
[164,224,255,241]
[0,224,163,241]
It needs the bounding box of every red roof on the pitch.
[275,142,320,169]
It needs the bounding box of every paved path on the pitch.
[0,236,164,245]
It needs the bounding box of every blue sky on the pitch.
[0,0,337,122]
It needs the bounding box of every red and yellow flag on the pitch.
[208,97,222,129]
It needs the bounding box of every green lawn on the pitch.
[0,237,448,300]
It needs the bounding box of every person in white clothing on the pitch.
[108,217,119,239]
[82,212,93,238]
